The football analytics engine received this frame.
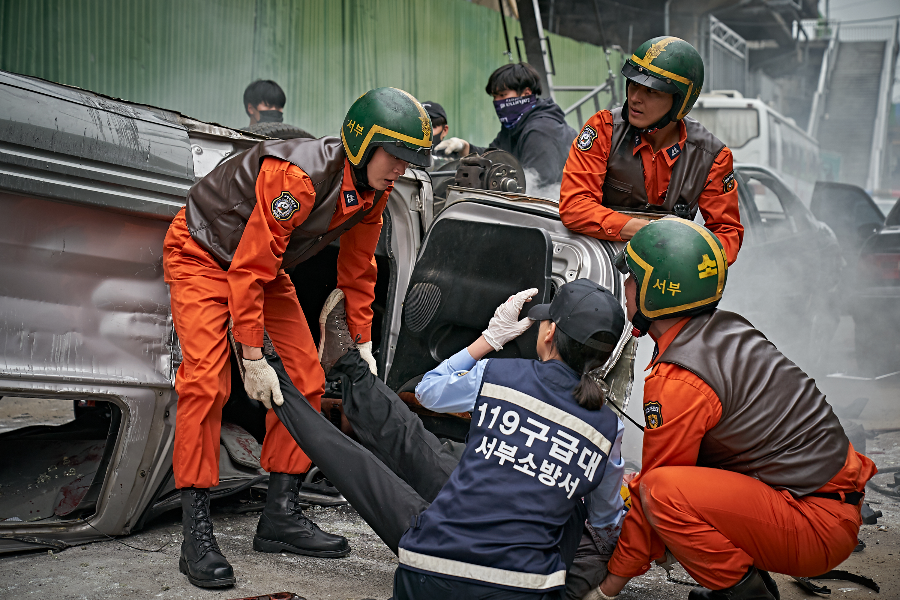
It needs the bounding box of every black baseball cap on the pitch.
[527,279,625,352]
[420,101,447,124]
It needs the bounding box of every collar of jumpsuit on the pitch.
[645,315,691,371]
[631,119,689,205]
[338,158,378,218]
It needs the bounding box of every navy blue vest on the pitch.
[398,358,619,592]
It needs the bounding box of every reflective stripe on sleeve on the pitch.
[480,383,613,456]
[398,548,567,590]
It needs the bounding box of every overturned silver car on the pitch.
[0,71,635,552]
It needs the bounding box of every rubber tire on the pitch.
[246,122,316,140]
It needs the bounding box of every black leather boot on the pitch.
[253,472,350,557]
[179,488,235,588]
[688,567,776,600]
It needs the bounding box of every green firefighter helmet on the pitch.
[614,218,727,336]
[341,87,432,168]
[622,36,704,124]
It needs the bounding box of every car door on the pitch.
[385,217,554,395]
[723,167,840,367]
[810,181,885,257]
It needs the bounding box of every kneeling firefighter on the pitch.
[560,37,743,264]
[163,87,432,588]
[588,218,877,600]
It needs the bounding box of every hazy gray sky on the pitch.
[820,0,899,22]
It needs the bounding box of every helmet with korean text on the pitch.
[341,87,433,169]
[613,218,727,336]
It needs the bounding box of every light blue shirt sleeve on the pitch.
[414,348,487,414]
[585,417,626,541]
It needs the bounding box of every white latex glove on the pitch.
[357,340,378,376]
[435,136,467,155]
[482,288,538,351]
[242,357,283,409]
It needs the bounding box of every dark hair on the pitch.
[485,62,543,97]
[552,326,617,411]
[243,79,286,110]
[431,116,447,128]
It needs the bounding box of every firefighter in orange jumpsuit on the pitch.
[559,36,743,265]
[585,218,877,600]
[163,88,433,589]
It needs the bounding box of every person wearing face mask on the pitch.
[163,87,432,589]
[420,100,464,166]
[244,79,315,139]
[244,79,287,127]
[559,37,743,265]
[435,63,578,186]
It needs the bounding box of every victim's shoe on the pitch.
[318,288,355,374]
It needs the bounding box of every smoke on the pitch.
[522,168,561,201]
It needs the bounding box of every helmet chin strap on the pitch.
[630,312,654,338]
[622,99,675,135]
[350,155,375,191]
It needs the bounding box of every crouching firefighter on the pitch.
[559,37,743,265]
[162,87,432,588]
[589,218,877,600]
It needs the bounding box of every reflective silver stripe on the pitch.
[398,548,566,590]
[480,382,612,456]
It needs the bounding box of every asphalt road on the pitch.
[1,316,898,599]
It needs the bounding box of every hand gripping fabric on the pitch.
[482,288,538,351]
[356,341,378,376]
[242,357,284,409]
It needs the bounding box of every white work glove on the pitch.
[482,288,538,351]
[357,340,378,376]
[434,136,467,156]
[242,357,283,409]
[584,587,618,600]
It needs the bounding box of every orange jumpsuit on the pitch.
[164,157,390,489]
[559,110,744,264]
[608,317,878,589]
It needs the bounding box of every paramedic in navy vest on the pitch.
[395,280,626,600]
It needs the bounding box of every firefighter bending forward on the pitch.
[560,36,743,265]
[587,218,877,600]
[163,88,433,589]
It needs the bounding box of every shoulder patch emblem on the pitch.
[576,124,598,151]
[723,171,736,193]
[271,191,300,221]
[456,370,469,377]
[644,400,663,429]
[343,190,359,208]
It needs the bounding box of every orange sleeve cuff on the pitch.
[232,325,265,349]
